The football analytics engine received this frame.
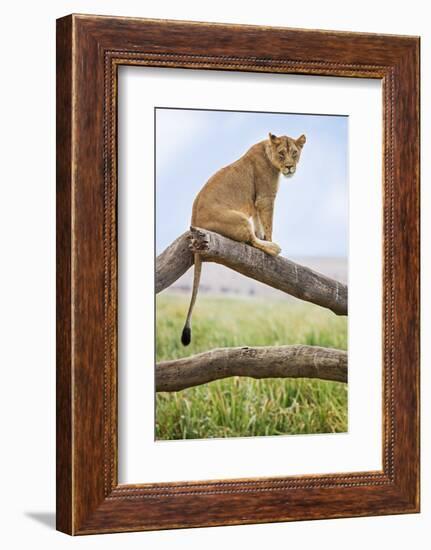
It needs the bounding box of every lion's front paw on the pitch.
[265,241,282,256]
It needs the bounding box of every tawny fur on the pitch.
[192,132,306,256]
[181,132,306,345]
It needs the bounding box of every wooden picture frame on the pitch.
[56,14,420,535]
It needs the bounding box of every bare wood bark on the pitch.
[155,231,194,294]
[156,345,347,392]
[155,228,347,315]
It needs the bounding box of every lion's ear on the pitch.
[268,132,279,143]
[296,134,306,148]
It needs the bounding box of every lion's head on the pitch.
[267,132,306,178]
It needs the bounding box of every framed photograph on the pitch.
[56,14,420,534]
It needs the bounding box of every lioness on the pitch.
[181,132,306,345]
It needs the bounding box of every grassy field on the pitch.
[156,293,348,440]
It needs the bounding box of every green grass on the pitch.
[156,293,348,440]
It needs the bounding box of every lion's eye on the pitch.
[292,150,298,159]
[278,152,284,159]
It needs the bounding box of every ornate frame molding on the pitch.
[57,15,419,534]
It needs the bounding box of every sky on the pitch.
[155,108,348,258]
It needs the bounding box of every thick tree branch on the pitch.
[156,228,347,315]
[155,231,193,294]
[156,345,347,392]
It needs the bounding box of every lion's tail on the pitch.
[181,253,202,346]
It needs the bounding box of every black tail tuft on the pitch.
[181,326,191,346]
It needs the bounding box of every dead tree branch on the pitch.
[156,345,347,392]
[155,232,194,294]
[156,228,347,315]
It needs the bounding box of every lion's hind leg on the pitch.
[202,210,281,256]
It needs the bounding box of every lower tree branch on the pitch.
[156,345,347,392]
